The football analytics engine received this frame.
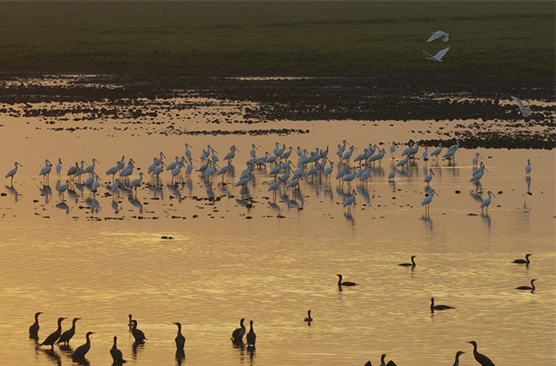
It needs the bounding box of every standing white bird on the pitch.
[421,188,439,214]
[472,152,482,169]
[5,162,23,186]
[56,180,70,201]
[389,141,397,158]
[128,172,145,192]
[424,168,434,185]
[83,158,100,176]
[525,159,531,177]
[481,191,495,214]
[39,159,53,183]
[55,158,63,181]
[510,95,531,117]
[423,47,450,62]
[430,143,442,161]
[427,30,451,42]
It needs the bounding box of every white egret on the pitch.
[56,180,70,201]
[128,172,145,192]
[472,152,482,169]
[74,161,85,182]
[423,47,450,62]
[422,146,429,161]
[510,95,531,117]
[55,158,62,181]
[83,158,100,176]
[427,30,451,42]
[424,168,434,185]
[223,145,239,164]
[67,162,79,180]
[389,141,397,158]
[342,145,356,163]
[39,159,53,183]
[106,160,124,181]
[470,163,489,184]
[525,159,531,176]
[281,146,293,161]
[166,156,181,171]
[395,157,409,169]
[480,190,495,213]
[268,177,282,193]
[184,143,193,161]
[430,143,442,161]
[323,160,334,180]
[274,142,285,157]
[421,188,439,214]
[250,144,258,158]
[5,161,23,186]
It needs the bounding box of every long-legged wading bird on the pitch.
[452,351,465,366]
[5,161,23,186]
[246,320,256,349]
[430,297,454,312]
[110,336,127,363]
[29,312,43,340]
[72,331,94,361]
[481,191,495,214]
[468,340,495,366]
[231,318,246,344]
[174,322,186,351]
[399,255,416,268]
[131,319,147,343]
[40,317,66,349]
[57,317,80,346]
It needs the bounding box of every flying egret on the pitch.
[427,30,451,42]
[525,159,531,176]
[424,168,434,185]
[480,191,495,213]
[510,95,531,117]
[5,161,23,186]
[423,47,450,62]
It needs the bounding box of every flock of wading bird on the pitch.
[28,252,534,366]
[4,132,533,218]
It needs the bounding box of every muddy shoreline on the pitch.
[0,73,553,149]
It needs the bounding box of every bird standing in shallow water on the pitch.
[468,340,495,366]
[525,159,532,177]
[57,317,80,346]
[246,320,256,349]
[72,331,94,361]
[40,317,66,349]
[174,322,186,351]
[131,319,146,343]
[29,312,43,340]
[110,336,127,363]
[304,310,313,324]
[480,191,495,214]
[231,318,246,344]
[5,161,22,187]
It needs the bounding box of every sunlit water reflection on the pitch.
[0,113,554,366]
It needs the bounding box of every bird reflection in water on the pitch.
[128,196,143,214]
[40,347,62,366]
[175,348,186,365]
[111,200,121,214]
[344,211,355,224]
[4,185,19,202]
[525,176,532,195]
[421,214,433,232]
[480,212,492,229]
[85,197,100,214]
[131,341,145,359]
[58,343,74,355]
[39,185,52,204]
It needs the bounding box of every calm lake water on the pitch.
[0,98,554,366]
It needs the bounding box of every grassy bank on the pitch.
[0,1,553,84]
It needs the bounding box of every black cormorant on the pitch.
[131,320,147,343]
[304,310,313,323]
[29,312,43,340]
[40,317,66,349]
[174,322,186,350]
[468,341,495,366]
[398,255,416,268]
[513,254,532,264]
[337,274,357,288]
[516,278,536,291]
[430,298,454,312]
[246,320,256,349]
[72,331,94,361]
[57,317,80,346]
[452,350,465,366]
[231,318,246,344]
[110,336,127,364]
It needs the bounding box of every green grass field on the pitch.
[0,1,553,83]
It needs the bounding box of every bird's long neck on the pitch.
[85,333,91,344]
[531,280,536,291]
[113,338,117,348]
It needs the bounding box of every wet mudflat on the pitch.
[0,81,554,365]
